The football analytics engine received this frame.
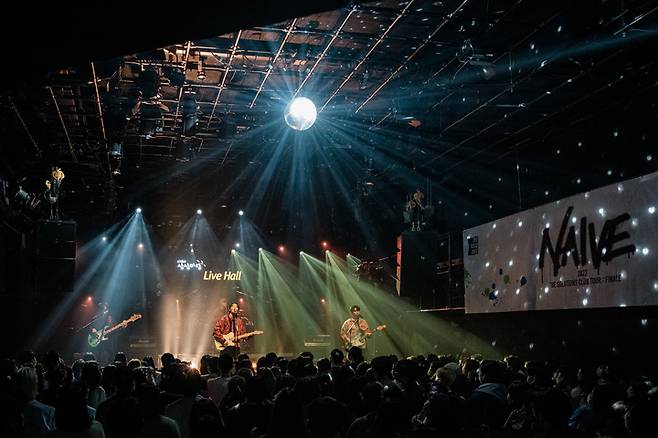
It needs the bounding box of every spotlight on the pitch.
[321,298,326,304]
[235,243,240,248]
[238,210,244,216]
[136,207,142,213]
[321,241,329,248]
[87,296,92,302]
[284,97,317,131]
[278,245,285,253]
[102,236,107,242]
[197,209,202,215]
[137,243,144,249]
[299,251,304,255]
[231,249,236,254]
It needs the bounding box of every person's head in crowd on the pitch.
[330,349,344,367]
[218,353,233,376]
[190,397,223,438]
[115,364,136,395]
[236,366,254,380]
[237,358,253,372]
[317,358,331,374]
[504,355,524,372]
[127,358,142,369]
[71,359,85,381]
[135,383,163,418]
[107,396,143,438]
[265,352,278,367]
[276,357,288,374]
[287,357,305,378]
[141,356,156,369]
[361,381,383,412]
[507,381,532,408]
[256,356,269,370]
[225,375,246,403]
[299,351,314,365]
[237,353,250,362]
[18,350,37,367]
[462,357,480,379]
[82,352,96,362]
[371,355,394,382]
[55,381,92,433]
[532,388,572,435]
[306,396,350,438]
[271,388,305,437]
[199,354,212,375]
[256,367,276,398]
[525,360,552,387]
[80,361,101,389]
[433,365,457,391]
[356,361,370,376]
[160,352,176,368]
[347,346,364,365]
[274,374,296,394]
[394,358,419,385]
[114,352,127,366]
[243,374,269,403]
[15,366,39,401]
[206,356,220,376]
[101,364,118,396]
[479,360,505,384]
[183,366,203,397]
[303,362,318,377]
[43,350,61,371]
[134,366,156,386]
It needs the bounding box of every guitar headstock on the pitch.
[127,313,142,322]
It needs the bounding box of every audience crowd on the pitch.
[1,346,656,438]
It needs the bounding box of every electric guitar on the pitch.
[87,313,142,347]
[345,325,386,349]
[214,330,264,351]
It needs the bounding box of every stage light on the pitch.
[137,243,144,249]
[231,249,236,254]
[321,298,326,304]
[321,241,329,248]
[136,207,142,213]
[197,209,202,215]
[278,245,285,253]
[284,97,317,131]
[102,236,107,242]
[235,243,240,248]
[87,296,92,302]
[238,210,244,216]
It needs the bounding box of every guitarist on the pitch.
[89,302,114,364]
[340,305,372,351]
[213,303,246,359]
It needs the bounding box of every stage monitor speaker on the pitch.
[35,220,76,293]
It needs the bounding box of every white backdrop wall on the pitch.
[463,171,658,313]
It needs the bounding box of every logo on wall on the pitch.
[203,270,242,281]
[467,236,479,255]
[538,206,636,282]
[177,259,207,271]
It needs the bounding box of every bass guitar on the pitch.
[88,313,142,347]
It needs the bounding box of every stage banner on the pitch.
[464,171,658,313]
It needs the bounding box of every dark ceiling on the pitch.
[2,0,658,255]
